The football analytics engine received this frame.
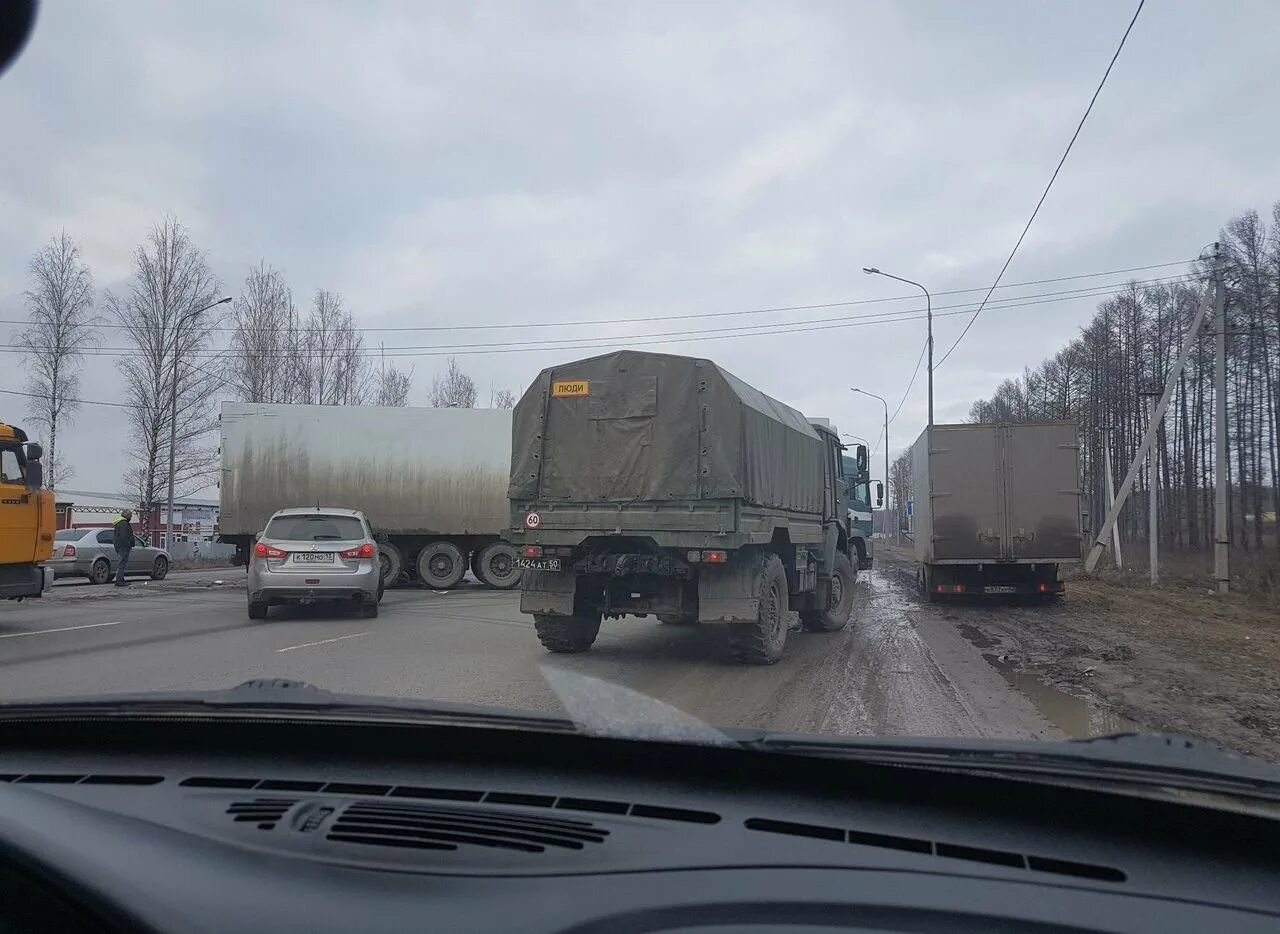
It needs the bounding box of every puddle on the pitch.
[956,623,997,650]
[983,653,1137,738]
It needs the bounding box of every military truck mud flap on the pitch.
[695,557,760,622]
[520,568,578,616]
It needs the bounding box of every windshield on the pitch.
[1,2,1277,778]
[264,515,365,542]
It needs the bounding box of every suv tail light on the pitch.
[254,543,287,559]
[340,543,375,559]
[63,544,77,557]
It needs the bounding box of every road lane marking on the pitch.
[0,621,123,639]
[275,631,370,653]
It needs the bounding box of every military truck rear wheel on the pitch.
[799,552,854,632]
[418,541,466,589]
[476,541,522,590]
[377,542,403,588]
[533,611,601,653]
[727,553,789,665]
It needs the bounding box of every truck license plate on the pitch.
[515,558,561,571]
[294,552,335,564]
[985,585,1017,594]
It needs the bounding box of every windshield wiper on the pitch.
[0,679,578,735]
[738,730,1280,801]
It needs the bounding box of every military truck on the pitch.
[506,351,858,664]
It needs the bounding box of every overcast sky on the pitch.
[2,0,1278,498]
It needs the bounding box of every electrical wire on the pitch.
[0,256,1189,335]
[0,272,1191,362]
[934,0,1146,369]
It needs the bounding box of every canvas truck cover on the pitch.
[509,351,825,513]
[220,403,511,537]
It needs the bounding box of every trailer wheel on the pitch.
[533,610,601,653]
[800,552,855,632]
[377,542,403,589]
[475,541,522,590]
[727,553,789,665]
[417,541,466,589]
[469,550,484,582]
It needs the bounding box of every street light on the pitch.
[863,266,933,427]
[165,295,231,549]
[840,432,869,447]
[850,388,889,515]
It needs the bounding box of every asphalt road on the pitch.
[0,561,1066,740]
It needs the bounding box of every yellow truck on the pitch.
[0,421,55,600]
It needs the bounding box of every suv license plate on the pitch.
[294,552,335,564]
[985,584,1017,594]
[515,557,561,571]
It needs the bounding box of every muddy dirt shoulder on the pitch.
[875,544,1280,763]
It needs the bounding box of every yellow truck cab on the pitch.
[0,421,55,600]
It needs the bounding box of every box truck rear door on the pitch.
[931,425,1002,561]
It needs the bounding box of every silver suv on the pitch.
[247,507,382,620]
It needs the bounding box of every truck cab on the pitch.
[841,449,878,570]
[0,422,55,600]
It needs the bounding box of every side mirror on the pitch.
[875,481,884,507]
[25,458,43,492]
[856,444,868,474]
[26,442,43,462]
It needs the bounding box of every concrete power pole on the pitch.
[1102,429,1122,569]
[1146,395,1158,584]
[1212,248,1230,594]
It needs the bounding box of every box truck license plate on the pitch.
[294,552,335,564]
[515,558,562,571]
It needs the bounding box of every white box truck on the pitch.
[219,403,520,590]
[911,421,1082,599]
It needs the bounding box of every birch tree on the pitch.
[106,217,222,530]
[429,356,477,408]
[17,232,96,486]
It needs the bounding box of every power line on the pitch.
[935,0,1146,369]
[0,256,1190,336]
[0,272,1191,361]
[0,387,134,410]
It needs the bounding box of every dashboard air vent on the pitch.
[327,801,609,853]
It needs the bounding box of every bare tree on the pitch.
[491,388,517,409]
[16,232,96,486]
[966,200,1280,571]
[228,262,295,403]
[295,290,371,405]
[373,343,414,407]
[105,217,222,533]
[429,357,477,408]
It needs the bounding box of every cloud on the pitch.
[2,0,1279,491]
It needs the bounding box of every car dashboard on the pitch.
[1,715,1277,933]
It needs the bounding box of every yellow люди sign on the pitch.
[551,380,589,398]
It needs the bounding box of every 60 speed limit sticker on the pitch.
[524,512,541,529]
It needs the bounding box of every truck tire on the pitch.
[727,553,789,665]
[417,541,466,589]
[377,542,403,588]
[799,552,855,632]
[475,541,522,590]
[533,611,601,654]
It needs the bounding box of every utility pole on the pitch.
[1084,245,1219,574]
[1212,246,1230,594]
[1143,394,1159,584]
[165,295,231,549]
[862,268,933,427]
[1102,428,1122,569]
